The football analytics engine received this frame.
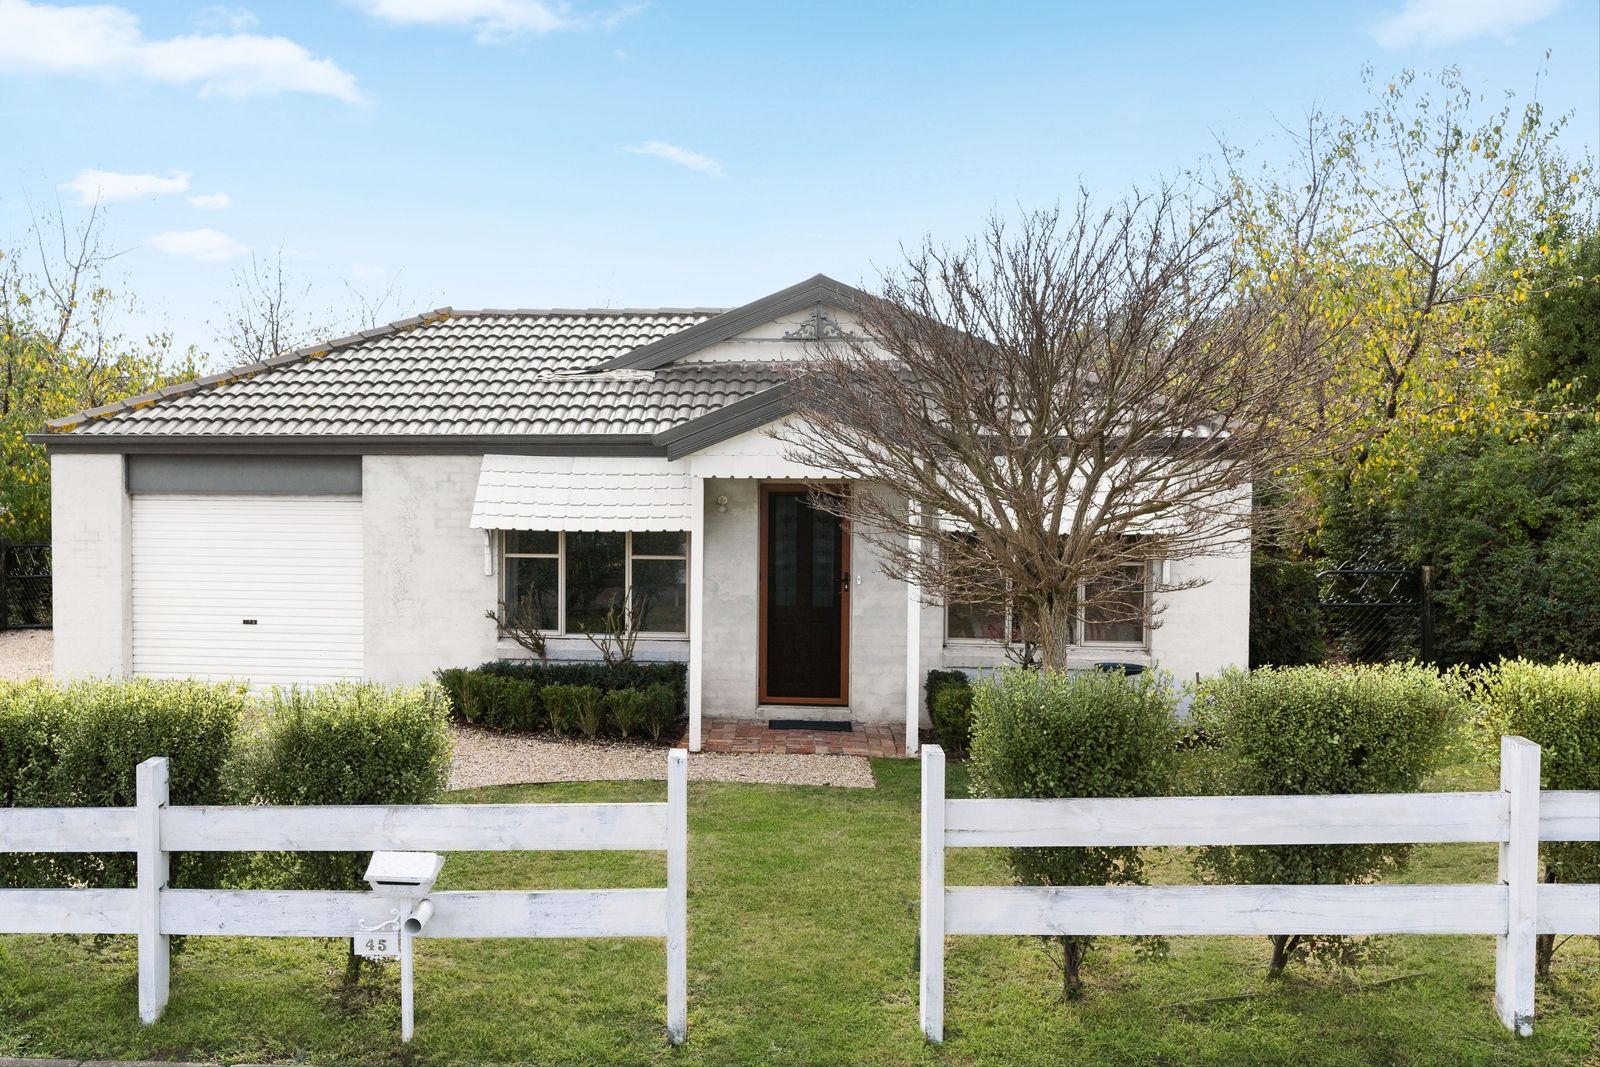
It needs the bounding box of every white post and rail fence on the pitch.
[0,749,690,1045]
[919,737,1600,1043]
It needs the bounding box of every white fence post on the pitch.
[666,748,689,1045]
[135,756,170,1025]
[920,744,945,1043]
[1495,735,1541,1037]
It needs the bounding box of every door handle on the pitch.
[840,571,850,594]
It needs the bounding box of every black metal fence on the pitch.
[1,541,52,630]
[1316,563,1433,665]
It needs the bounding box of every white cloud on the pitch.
[194,5,258,32]
[62,168,190,205]
[147,227,248,261]
[188,192,233,210]
[0,0,365,104]
[352,0,571,40]
[1371,0,1563,49]
[624,140,723,177]
[352,0,643,42]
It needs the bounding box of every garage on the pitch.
[127,457,364,687]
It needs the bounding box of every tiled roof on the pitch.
[50,307,790,439]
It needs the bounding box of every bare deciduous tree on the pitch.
[215,247,336,366]
[780,190,1345,670]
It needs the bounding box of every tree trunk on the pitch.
[1032,596,1076,671]
[1535,869,1559,977]
[1267,934,1300,977]
[343,948,364,988]
[1059,936,1085,1000]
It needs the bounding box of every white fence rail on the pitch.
[0,749,690,1045]
[919,737,1600,1043]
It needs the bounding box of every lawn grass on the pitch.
[0,757,1595,1066]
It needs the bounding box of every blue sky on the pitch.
[1,0,1596,361]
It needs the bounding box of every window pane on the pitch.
[947,597,1009,641]
[506,530,558,555]
[504,557,559,630]
[1083,565,1145,643]
[633,531,687,556]
[633,558,687,633]
[565,532,626,633]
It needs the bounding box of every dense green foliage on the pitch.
[1517,225,1600,404]
[541,684,604,738]
[1476,659,1600,973]
[0,678,245,889]
[0,679,451,898]
[1397,426,1600,666]
[437,661,685,741]
[239,683,453,891]
[968,668,1180,993]
[924,669,973,756]
[1190,664,1462,973]
[1248,554,1326,668]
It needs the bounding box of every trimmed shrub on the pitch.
[607,688,649,738]
[968,668,1181,997]
[928,680,974,758]
[1475,659,1600,974]
[640,682,679,742]
[240,683,453,886]
[479,660,686,715]
[1189,664,1461,975]
[434,667,468,718]
[460,673,543,731]
[0,678,245,891]
[238,681,452,985]
[543,684,604,738]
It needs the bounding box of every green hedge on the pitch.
[1248,555,1326,668]
[0,679,451,897]
[438,661,686,739]
[968,668,1181,995]
[0,678,246,890]
[238,683,453,892]
[924,670,974,757]
[1189,664,1461,974]
[1476,659,1600,974]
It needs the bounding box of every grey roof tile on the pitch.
[52,308,791,439]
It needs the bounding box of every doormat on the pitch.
[767,719,853,732]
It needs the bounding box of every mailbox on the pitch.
[363,851,444,897]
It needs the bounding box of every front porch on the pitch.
[690,717,908,757]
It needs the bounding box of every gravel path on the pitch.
[449,725,876,790]
[0,630,52,681]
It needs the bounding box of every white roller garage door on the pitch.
[131,494,363,687]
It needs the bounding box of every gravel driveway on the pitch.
[0,629,52,681]
[450,725,876,790]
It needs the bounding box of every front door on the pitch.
[760,485,849,705]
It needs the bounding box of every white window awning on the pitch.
[469,455,696,531]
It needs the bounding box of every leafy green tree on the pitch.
[1,207,200,542]
[1227,65,1591,521]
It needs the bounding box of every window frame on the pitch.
[942,563,1153,651]
[500,530,690,638]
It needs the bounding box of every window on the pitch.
[1081,564,1147,644]
[943,565,1150,647]
[500,531,689,635]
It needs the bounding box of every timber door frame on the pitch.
[757,482,851,707]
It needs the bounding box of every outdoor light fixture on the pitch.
[716,494,729,513]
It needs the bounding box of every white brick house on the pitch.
[36,275,1248,751]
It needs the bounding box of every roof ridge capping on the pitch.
[44,306,456,434]
[593,273,870,373]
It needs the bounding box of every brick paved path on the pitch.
[689,718,907,757]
